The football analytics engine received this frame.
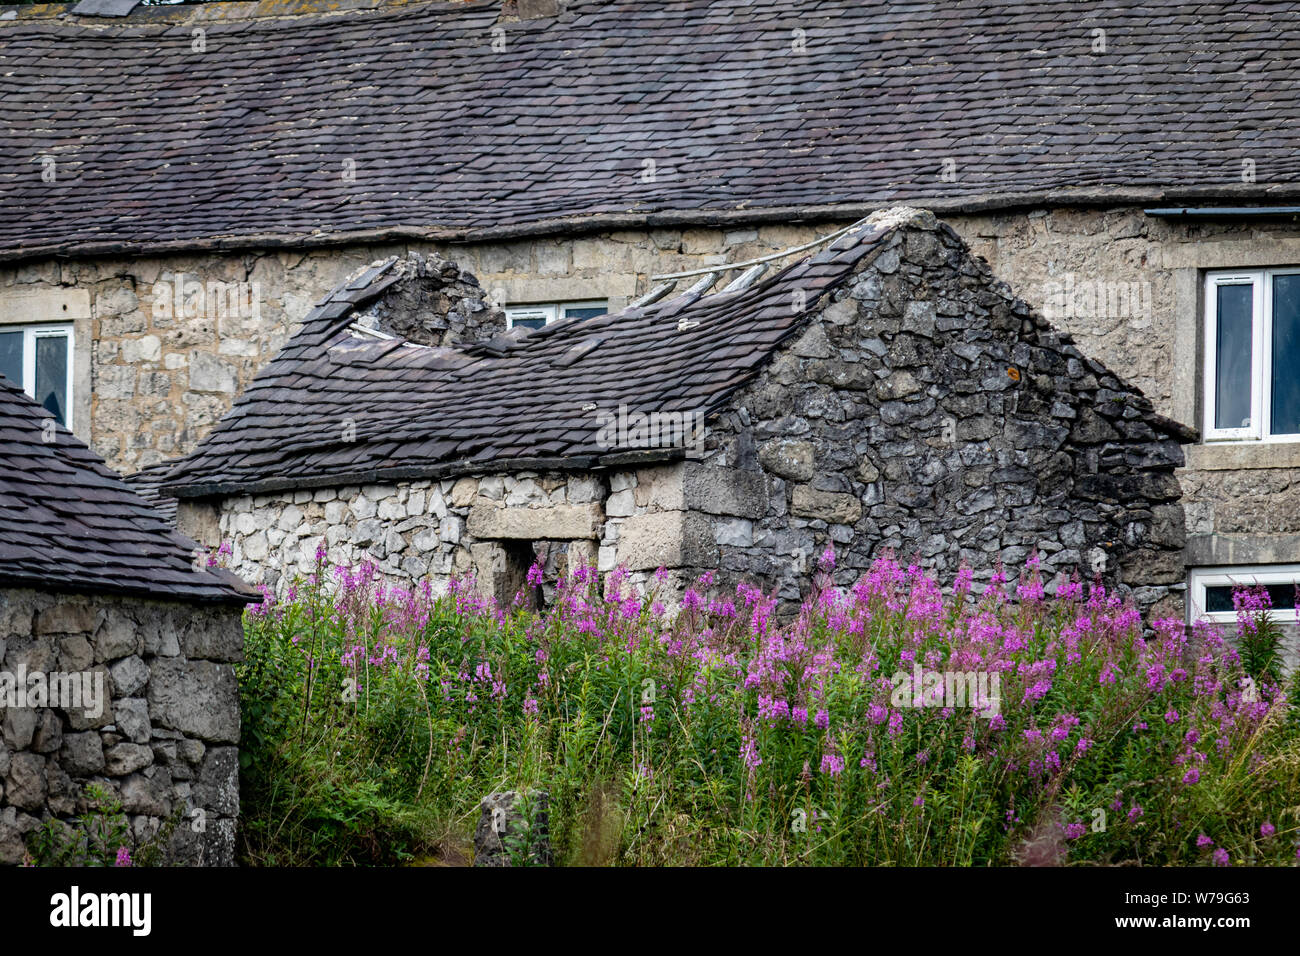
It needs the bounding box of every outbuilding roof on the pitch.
[160,207,1195,498]
[0,376,259,604]
[4,0,1300,261]
[161,212,896,496]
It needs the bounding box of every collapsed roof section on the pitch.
[161,212,899,497]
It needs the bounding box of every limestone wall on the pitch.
[0,589,242,866]
[203,473,607,605]
[695,216,1190,617]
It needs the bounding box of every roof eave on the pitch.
[10,185,1300,265]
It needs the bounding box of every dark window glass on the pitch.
[1216,283,1254,430]
[512,316,547,330]
[1272,275,1300,434]
[0,330,21,387]
[34,334,68,425]
[563,306,606,321]
[1204,583,1298,614]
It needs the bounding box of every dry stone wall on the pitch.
[691,216,1190,617]
[207,473,609,607]
[0,588,242,866]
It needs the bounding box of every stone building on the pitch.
[5,0,1300,622]
[0,378,257,865]
[160,207,1192,618]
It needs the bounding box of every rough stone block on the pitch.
[467,501,602,540]
[616,511,717,570]
[148,659,240,744]
[792,486,863,525]
[758,439,815,482]
[33,604,96,637]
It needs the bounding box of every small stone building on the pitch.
[162,207,1192,616]
[0,377,257,866]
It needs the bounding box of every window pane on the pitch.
[1272,275,1300,434]
[0,330,21,387]
[1205,583,1297,614]
[562,306,606,321]
[506,307,552,330]
[1215,283,1254,430]
[34,334,68,426]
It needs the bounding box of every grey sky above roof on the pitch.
[0,376,258,604]
[4,0,1300,261]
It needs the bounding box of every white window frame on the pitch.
[1,322,75,430]
[1188,564,1300,623]
[1203,268,1300,444]
[504,300,608,330]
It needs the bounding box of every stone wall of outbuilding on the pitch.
[0,588,242,866]
[693,215,1189,617]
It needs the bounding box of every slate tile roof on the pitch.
[5,0,1300,260]
[161,215,896,497]
[0,376,259,604]
[124,460,181,525]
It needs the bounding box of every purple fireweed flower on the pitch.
[1063,822,1086,840]
[115,846,132,867]
[1196,833,1214,848]
[1212,848,1230,866]
[820,751,845,776]
[818,545,836,573]
[1260,821,1276,838]
[1182,767,1201,785]
[1127,805,1144,822]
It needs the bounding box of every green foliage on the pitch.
[235,554,1300,866]
[26,783,176,867]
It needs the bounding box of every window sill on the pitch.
[1184,441,1300,471]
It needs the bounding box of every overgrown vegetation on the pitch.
[25,783,175,867]
[236,546,1300,866]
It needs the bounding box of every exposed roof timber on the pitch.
[653,223,858,282]
[632,281,676,308]
[721,264,769,293]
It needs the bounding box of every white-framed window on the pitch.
[0,323,74,428]
[1188,564,1300,623]
[504,300,608,330]
[1203,269,1300,443]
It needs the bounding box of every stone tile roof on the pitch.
[124,460,181,525]
[6,0,1300,261]
[161,214,898,497]
[0,377,258,603]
